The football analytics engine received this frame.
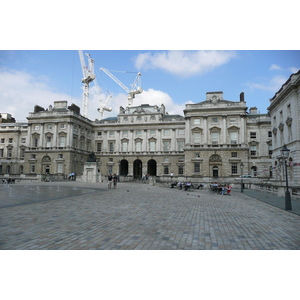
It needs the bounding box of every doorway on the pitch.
[133,159,142,179]
[212,166,219,178]
[147,159,157,176]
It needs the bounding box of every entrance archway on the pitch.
[147,159,157,176]
[133,159,142,179]
[119,159,128,176]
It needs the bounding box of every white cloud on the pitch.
[99,88,186,120]
[0,69,78,121]
[0,68,196,122]
[288,66,299,74]
[270,64,282,70]
[134,50,236,77]
[246,75,287,92]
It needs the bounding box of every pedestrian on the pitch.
[112,174,118,189]
[107,174,112,189]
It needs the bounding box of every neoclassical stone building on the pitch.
[268,70,300,188]
[0,90,274,183]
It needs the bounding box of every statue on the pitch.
[87,151,96,162]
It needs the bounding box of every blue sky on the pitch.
[1,50,299,121]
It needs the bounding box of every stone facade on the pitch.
[0,91,274,183]
[267,70,300,188]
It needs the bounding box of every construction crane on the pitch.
[100,68,142,107]
[94,76,112,120]
[78,50,95,118]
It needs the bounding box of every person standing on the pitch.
[107,174,112,189]
[112,174,118,189]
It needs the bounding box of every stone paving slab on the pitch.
[0,181,300,250]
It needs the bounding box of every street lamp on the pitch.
[280,145,292,210]
[240,162,244,193]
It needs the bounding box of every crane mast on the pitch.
[100,68,142,107]
[78,50,95,118]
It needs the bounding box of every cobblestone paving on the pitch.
[1,181,300,250]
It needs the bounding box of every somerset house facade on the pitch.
[0,71,299,195]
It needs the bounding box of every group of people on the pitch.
[210,182,232,195]
[107,174,118,189]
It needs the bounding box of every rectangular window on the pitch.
[164,166,169,175]
[33,137,38,147]
[0,149,3,157]
[163,141,170,151]
[97,131,102,136]
[122,141,128,152]
[149,141,155,151]
[211,132,219,144]
[178,165,184,175]
[122,131,128,137]
[30,164,36,173]
[97,142,102,152]
[150,130,156,135]
[231,163,238,174]
[250,145,257,156]
[230,117,237,123]
[9,138,13,143]
[60,123,65,129]
[268,131,272,138]
[109,131,114,136]
[194,118,200,124]
[22,138,26,143]
[231,152,238,158]
[59,136,66,147]
[108,166,113,174]
[177,141,184,151]
[136,130,142,136]
[136,141,141,152]
[73,136,77,148]
[1,138,4,143]
[230,131,238,144]
[34,125,39,130]
[194,162,200,173]
[250,132,256,138]
[193,132,201,144]
[7,149,12,158]
[20,148,25,158]
[47,124,52,130]
[164,129,170,136]
[178,129,184,135]
[57,163,63,173]
[268,144,273,156]
[212,117,218,123]
[46,136,51,147]
[109,142,114,152]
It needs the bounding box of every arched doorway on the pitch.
[119,159,128,176]
[133,159,142,179]
[251,166,257,177]
[147,159,157,176]
[209,154,222,178]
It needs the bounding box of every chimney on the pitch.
[240,92,245,102]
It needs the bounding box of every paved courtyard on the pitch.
[0,181,300,250]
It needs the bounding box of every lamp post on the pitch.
[280,145,292,211]
[240,162,244,193]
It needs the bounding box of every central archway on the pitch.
[133,159,142,179]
